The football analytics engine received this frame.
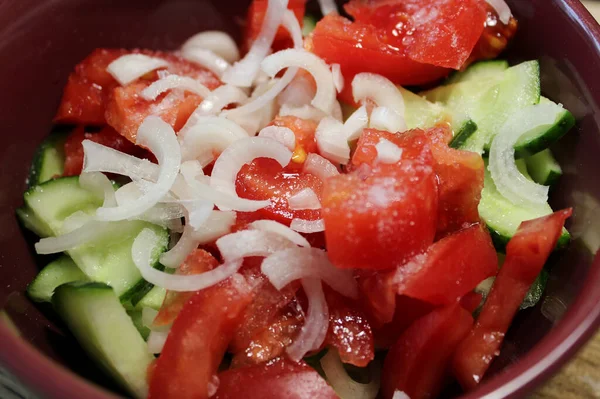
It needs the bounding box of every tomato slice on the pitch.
[460,291,483,314]
[269,115,319,169]
[148,276,252,399]
[324,288,374,367]
[452,209,572,390]
[381,304,474,399]
[63,125,148,176]
[395,223,497,305]
[153,249,219,327]
[236,158,323,225]
[214,357,339,399]
[426,125,485,236]
[245,0,307,52]
[322,129,437,270]
[469,3,518,62]
[453,209,572,389]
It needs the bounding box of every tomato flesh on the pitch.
[214,357,339,399]
[322,129,437,270]
[245,0,307,52]
[381,304,474,399]
[270,115,319,169]
[452,209,572,390]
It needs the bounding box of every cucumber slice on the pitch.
[303,15,317,37]
[525,149,563,186]
[510,97,575,158]
[27,127,69,187]
[424,61,541,153]
[479,160,570,250]
[446,60,509,84]
[53,282,154,398]
[474,268,549,311]
[128,310,151,341]
[24,177,169,299]
[16,206,52,237]
[27,256,87,302]
[134,286,167,311]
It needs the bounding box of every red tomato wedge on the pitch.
[356,270,397,325]
[269,115,319,168]
[63,125,148,176]
[460,291,484,314]
[381,304,474,399]
[213,357,339,399]
[322,129,437,270]
[452,209,572,390]
[148,276,252,399]
[395,223,498,305]
[236,158,323,225]
[324,288,375,367]
[153,249,219,327]
[426,125,485,236]
[245,0,307,52]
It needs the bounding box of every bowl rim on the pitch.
[1,0,600,398]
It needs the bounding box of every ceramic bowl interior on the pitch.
[0,0,599,398]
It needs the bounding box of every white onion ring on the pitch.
[249,220,311,247]
[141,74,212,101]
[375,138,403,164]
[352,73,405,118]
[393,391,411,399]
[288,188,321,210]
[291,218,325,233]
[96,116,181,221]
[486,0,512,24]
[107,54,169,86]
[277,73,316,108]
[133,228,244,292]
[261,247,358,298]
[343,105,369,141]
[216,230,297,262]
[83,140,158,181]
[147,330,169,354]
[321,350,380,399]
[181,31,240,64]
[286,278,329,362]
[181,48,230,78]
[315,117,350,165]
[279,104,326,122]
[369,106,406,133]
[331,64,344,93]
[258,126,296,150]
[79,172,116,208]
[318,0,339,16]
[222,0,289,87]
[303,153,340,181]
[210,137,292,210]
[34,221,116,254]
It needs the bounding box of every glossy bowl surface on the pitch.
[0,0,599,397]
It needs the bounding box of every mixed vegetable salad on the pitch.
[18,0,575,398]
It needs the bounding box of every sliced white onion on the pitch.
[96,116,181,221]
[61,211,94,232]
[147,330,169,354]
[179,116,249,165]
[289,188,321,210]
[375,138,403,164]
[393,391,411,399]
[489,103,560,206]
[278,73,316,108]
[262,49,336,114]
[279,104,326,122]
[258,126,296,150]
[331,64,344,93]
[303,153,340,181]
[133,228,244,291]
[282,9,304,49]
[181,31,240,64]
[318,0,339,16]
[141,74,212,101]
[181,48,230,78]
[193,210,236,242]
[352,73,405,118]
[216,230,297,262]
[291,218,325,233]
[208,375,220,397]
[369,106,407,133]
[160,222,202,268]
[107,54,169,86]
[79,172,116,208]
[210,137,292,210]
[180,160,204,178]
[83,140,158,181]
[35,221,116,254]
[222,0,289,87]
[486,0,512,24]
[182,199,214,230]
[321,350,380,399]
[249,220,310,247]
[139,203,186,227]
[315,117,350,165]
[261,247,358,298]
[343,105,369,141]
[287,278,329,362]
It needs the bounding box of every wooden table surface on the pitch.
[532,2,600,398]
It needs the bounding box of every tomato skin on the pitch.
[214,357,339,399]
[236,159,323,225]
[322,130,437,270]
[426,125,485,236]
[452,209,572,390]
[148,275,252,399]
[324,289,375,367]
[245,0,307,52]
[460,291,483,314]
[153,249,219,327]
[395,223,497,305]
[63,125,147,176]
[381,304,474,399]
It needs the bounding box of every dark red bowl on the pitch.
[0,0,599,397]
